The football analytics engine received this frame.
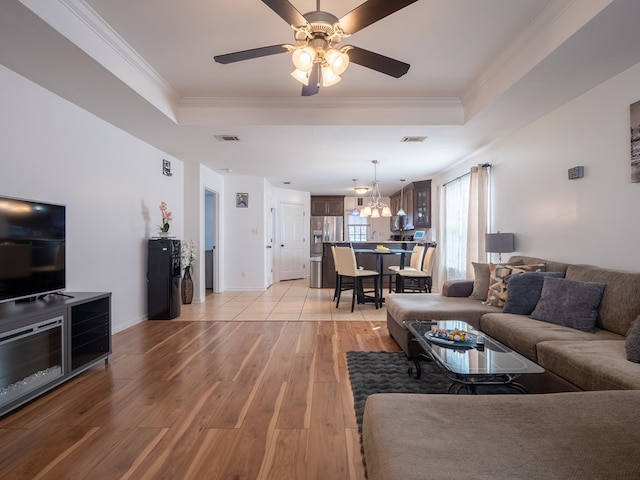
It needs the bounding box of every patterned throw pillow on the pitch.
[484,263,547,307]
[625,316,640,363]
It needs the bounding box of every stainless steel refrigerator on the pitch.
[311,216,344,255]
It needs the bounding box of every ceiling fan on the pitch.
[213,0,419,96]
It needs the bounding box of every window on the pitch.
[347,215,369,242]
[443,173,470,280]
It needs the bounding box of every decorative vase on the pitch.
[181,266,193,304]
[158,231,169,237]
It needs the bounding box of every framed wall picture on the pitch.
[236,193,248,208]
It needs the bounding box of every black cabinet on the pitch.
[69,296,111,371]
[0,292,111,417]
[147,239,181,320]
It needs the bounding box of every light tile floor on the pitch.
[178,279,388,322]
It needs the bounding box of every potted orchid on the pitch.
[158,201,172,234]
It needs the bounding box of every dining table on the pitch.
[353,247,415,303]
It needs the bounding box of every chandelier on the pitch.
[287,11,351,88]
[361,160,392,218]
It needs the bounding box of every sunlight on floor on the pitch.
[178,279,388,322]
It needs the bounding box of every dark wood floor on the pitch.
[0,297,399,479]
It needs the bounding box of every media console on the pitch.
[0,292,111,417]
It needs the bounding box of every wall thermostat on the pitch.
[568,166,584,180]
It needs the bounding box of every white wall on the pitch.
[433,60,640,272]
[0,65,184,333]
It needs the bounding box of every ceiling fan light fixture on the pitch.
[325,48,349,75]
[292,46,316,71]
[321,65,341,87]
[291,68,310,85]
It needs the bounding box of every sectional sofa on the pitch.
[362,256,640,479]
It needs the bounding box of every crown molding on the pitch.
[20,0,180,122]
[178,97,464,126]
[462,0,612,121]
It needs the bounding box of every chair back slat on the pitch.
[409,245,426,270]
[421,246,436,275]
[334,246,357,276]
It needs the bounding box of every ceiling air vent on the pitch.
[401,136,427,143]
[214,135,240,142]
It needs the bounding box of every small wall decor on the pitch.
[630,100,640,183]
[162,159,172,176]
[236,193,248,208]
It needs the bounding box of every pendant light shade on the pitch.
[350,178,360,216]
[397,179,406,216]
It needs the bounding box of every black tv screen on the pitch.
[0,196,66,303]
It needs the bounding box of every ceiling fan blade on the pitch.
[302,63,320,96]
[338,0,418,34]
[347,46,410,78]
[214,45,289,64]
[262,0,307,27]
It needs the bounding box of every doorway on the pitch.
[204,189,219,293]
[279,202,306,280]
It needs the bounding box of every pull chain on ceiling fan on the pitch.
[213,0,419,96]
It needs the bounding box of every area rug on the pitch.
[346,351,450,433]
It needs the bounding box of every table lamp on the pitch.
[485,232,515,263]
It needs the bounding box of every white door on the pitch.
[266,206,274,287]
[280,203,306,280]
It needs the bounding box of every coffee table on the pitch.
[404,320,544,393]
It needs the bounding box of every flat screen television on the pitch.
[0,196,66,303]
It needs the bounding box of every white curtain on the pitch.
[439,164,490,284]
[466,164,490,278]
[442,173,470,280]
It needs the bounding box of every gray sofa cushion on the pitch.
[537,340,640,390]
[502,271,564,315]
[386,293,501,330]
[625,316,640,363]
[530,277,605,332]
[565,264,640,335]
[363,391,640,480]
[479,313,622,362]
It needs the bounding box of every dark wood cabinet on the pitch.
[389,180,431,229]
[311,196,344,216]
[413,180,431,228]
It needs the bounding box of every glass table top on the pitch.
[405,320,544,376]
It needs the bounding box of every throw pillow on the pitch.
[625,316,640,363]
[470,260,523,301]
[485,263,547,308]
[502,271,565,315]
[470,262,490,300]
[530,277,606,332]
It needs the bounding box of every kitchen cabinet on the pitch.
[413,180,431,228]
[311,196,344,216]
[389,180,431,229]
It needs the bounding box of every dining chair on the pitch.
[395,245,436,293]
[387,244,425,292]
[334,246,381,311]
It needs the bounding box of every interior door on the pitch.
[279,203,306,280]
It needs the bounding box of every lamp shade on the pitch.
[292,46,316,72]
[485,233,515,253]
